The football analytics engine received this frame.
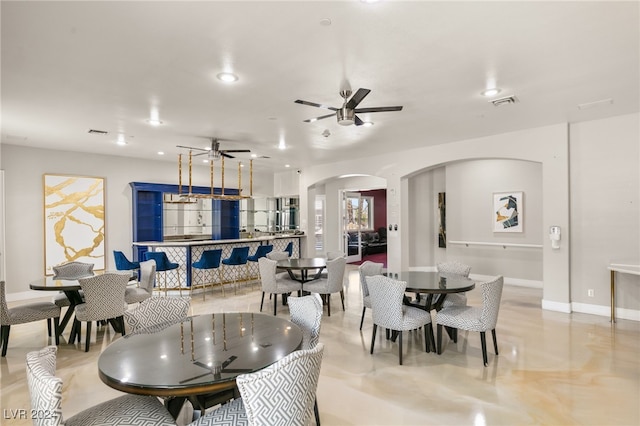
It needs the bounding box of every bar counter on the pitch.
[133,235,304,292]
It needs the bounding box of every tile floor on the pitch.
[1,266,639,425]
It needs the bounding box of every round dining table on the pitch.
[276,257,327,284]
[384,271,475,311]
[98,312,303,418]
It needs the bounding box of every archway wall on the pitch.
[300,123,569,310]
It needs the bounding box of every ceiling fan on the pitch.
[295,88,403,126]
[177,138,250,160]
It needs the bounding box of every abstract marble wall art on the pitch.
[43,174,105,275]
[493,191,523,232]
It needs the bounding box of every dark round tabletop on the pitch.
[384,271,475,294]
[29,275,89,291]
[98,312,303,397]
[276,257,327,270]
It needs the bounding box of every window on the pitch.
[314,196,325,251]
[345,195,374,231]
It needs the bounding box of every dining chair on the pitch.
[144,251,181,295]
[52,261,94,308]
[288,294,323,426]
[113,250,140,271]
[190,343,324,426]
[303,257,346,316]
[326,251,345,260]
[435,275,504,366]
[72,273,129,352]
[266,251,289,261]
[192,249,224,300]
[124,259,155,305]
[124,296,191,334]
[259,257,302,316]
[437,261,472,308]
[358,261,384,330]
[25,346,175,426]
[366,275,434,365]
[1,281,60,357]
[222,246,251,294]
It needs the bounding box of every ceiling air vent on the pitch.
[88,129,108,135]
[490,96,519,107]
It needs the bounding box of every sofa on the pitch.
[347,227,387,256]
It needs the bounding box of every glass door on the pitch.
[342,191,362,263]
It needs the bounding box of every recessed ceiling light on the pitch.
[319,18,331,26]
[577,98,613,110]
[217,72,238,83]
[362,122,374,127]
[285,164,290,168]
[146,119,163,126]
[116,134,127,146]
[361,0,380,3]
[157,151,165,155]
[251,154,257,158]
[481,88,501,97]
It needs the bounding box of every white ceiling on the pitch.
[2,1,638,172]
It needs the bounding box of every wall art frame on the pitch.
[493,191,523,233]
[43,174,105,275]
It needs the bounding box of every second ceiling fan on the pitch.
[177,138,250,160]
[295,88,403,126]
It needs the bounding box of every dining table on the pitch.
[276,257,327,285]
[98,312,303,419]
[384,271,476,311]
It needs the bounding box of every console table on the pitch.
[607,262,640,323]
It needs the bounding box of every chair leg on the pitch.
[423,323,430,352]
[53,317,60,346]
[85,321,91,352]
[47,318,52,336]
[437,324,443,354]
[398,331,403,365]
[177,269,182,297]
[480,331,488,366]
[1,325,10,357]
[273,293,278,316]
[370,324,377,354]
[327,294,331,317]
[492,329,499,355]
[314,398,321,426]
[260,292,265,312]
[359,307,366,330]
[428,324,435,353]
[119,316,126,336]
[340,290,345,310]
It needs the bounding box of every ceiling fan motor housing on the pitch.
[337,107,355,126]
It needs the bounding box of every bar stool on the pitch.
[284,241,294,257]
[113,250,140,272]
[143,251,181,296]
[192,249,224,300]
[221,247,250,294]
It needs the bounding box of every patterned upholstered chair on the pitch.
[366,275,434,365]
[25,346,175,426]
[1,281,60,357]
[303,257,346,316]
[73,273,129,352]
[266,251,289,261]
[357,261,384,330]
[437,261,472,308]
[288,294,323,425]
[435,276,504,366]
[125,259,155,305]
[124,296,191,334]
[191,343,324,426]
[52,261,94,308]
[326,251,345,260]
[259,257,302,316]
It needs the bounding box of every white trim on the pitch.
[572,302,640,322]
[469,274,543,289]
[542,299,572,313]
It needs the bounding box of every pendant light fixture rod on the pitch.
[221,156,225,195]
[250,159,253,196]
[178,154,182,195]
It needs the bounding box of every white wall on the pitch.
[569,113,640,318]
[1,144,274,297]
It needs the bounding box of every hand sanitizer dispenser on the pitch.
[549,226,561,249]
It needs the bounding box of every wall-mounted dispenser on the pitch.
[549,226,561,249]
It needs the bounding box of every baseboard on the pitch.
[470,274,543,289]
[572,302,640,322]
[541,299,572,313]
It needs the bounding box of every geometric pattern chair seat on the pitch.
[357,261,384,330]
[222,246,250,294]
[435,276,504,366]
[113,250,141,271]
[74,273,129,352]
[143,251,181,295]
[51,262,94,308]
[191,343,325,426]
[366,275,434,365]
[258,257,302,316]
[303,257,346,317]
[436,261,472,309]
[125,259,156,305]
[265,251,292,280]
[26,346,175,426]
[1,281,60,357]
[319,251,345,279]
[124,296,191,334]
[192,249,223,300]
[288,294,323,426]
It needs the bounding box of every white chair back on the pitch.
[358,261,383,299]
[138,259,156,293]
[77,273,128,321]
[366,275,406,330]
[288,294,323,349]
[266,251,289,261]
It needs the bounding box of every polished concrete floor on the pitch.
[2,266,639,425]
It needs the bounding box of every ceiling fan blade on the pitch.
[222,149,251,153]
[345,88,371,109]
[221,152,235,159]
[354,106,403,113]
[176,145,208,152]
[354,115,364,126]
[192,151,208,157]
[303,113,335,123]
[294,100,338,111]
